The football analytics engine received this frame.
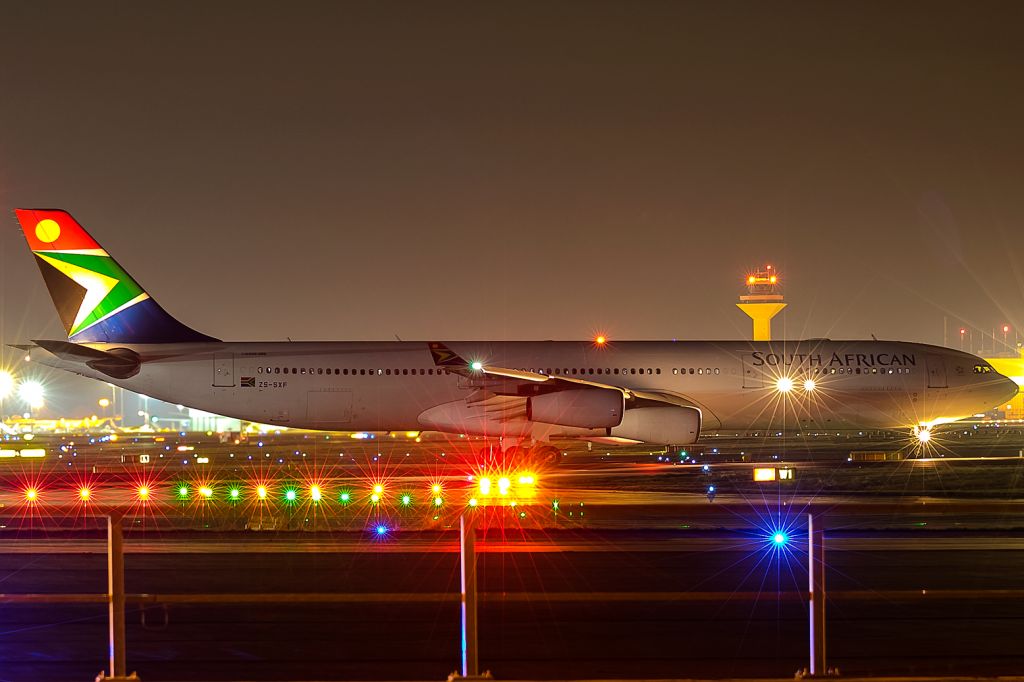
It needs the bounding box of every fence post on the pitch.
[460,512,479,678]
[808,512,826,676]
[107,512,128,679]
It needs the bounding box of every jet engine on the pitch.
[610,405,701,444]
[527,388,624,429]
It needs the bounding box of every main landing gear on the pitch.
[473,444,562,468]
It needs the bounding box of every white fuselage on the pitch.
[50,339,1018,442]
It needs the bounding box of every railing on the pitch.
[3,500,1024,681]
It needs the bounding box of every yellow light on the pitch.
[199,486,213,498]
[747,275,756,284]
[595,335,607,345]
[769,275,777,284]
[256,486,268,500]
[497,477,511,496]
[25,488,38,502]
[137,486,150,500]
[753,467,777,482]
[78,487,91,500]
[916,428,932,444]
[18,380,45,409]
[468,498,478,507]
[803,379,816,392]
[370,493,381,504]
[517,474,536,486]
[478,477,492,496]
[98,398,110,408]
[372,484,384,495]
[0,370,15,399]
[310,485,322,502]
[775,377,794,393]
[431,484,443,494]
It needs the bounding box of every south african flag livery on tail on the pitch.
[14,209,217,344]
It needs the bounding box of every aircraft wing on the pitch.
[427,341,690,409]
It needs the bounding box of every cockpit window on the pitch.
[974,364,993,374]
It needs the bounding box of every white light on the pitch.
[775,377,794,393]
[470,361,483,371]
[916,428,932,444]
[18,381,44,409]
[0,370,14,399]
[803,379,816,392]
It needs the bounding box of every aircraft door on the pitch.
[741,354,764,388]
[213,353,235,387]
[925,354,948,388]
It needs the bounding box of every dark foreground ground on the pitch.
[3,435,1024,681]
[1,531,1023,681]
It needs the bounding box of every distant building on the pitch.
[186,408,242,433]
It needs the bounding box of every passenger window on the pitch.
[275,367,280,375]
[689,368,694,374]
[698,368,703,375]
[630,368,636,375]
[714,368,720,375]
[656,368,661,375]
[614,368,620,374]
[673,368,678,375]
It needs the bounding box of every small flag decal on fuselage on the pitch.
[241,376,255,387]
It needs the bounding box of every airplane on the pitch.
[11,208,1019,463]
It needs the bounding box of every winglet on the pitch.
[428,342,467,367]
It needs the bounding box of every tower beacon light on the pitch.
[736,265,786,341]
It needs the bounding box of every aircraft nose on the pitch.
[998,374,1020,404]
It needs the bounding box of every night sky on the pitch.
[2,2,1023,415]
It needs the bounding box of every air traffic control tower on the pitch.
[737,265,785,341]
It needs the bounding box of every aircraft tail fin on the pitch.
[13,208,218,344]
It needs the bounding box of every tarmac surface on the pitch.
[2,530,1024,681]
[2,431,1024,681]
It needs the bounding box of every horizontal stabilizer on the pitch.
[33,339,141,379]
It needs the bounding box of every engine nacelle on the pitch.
[527,389,624,429]
[610,405,701,444]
